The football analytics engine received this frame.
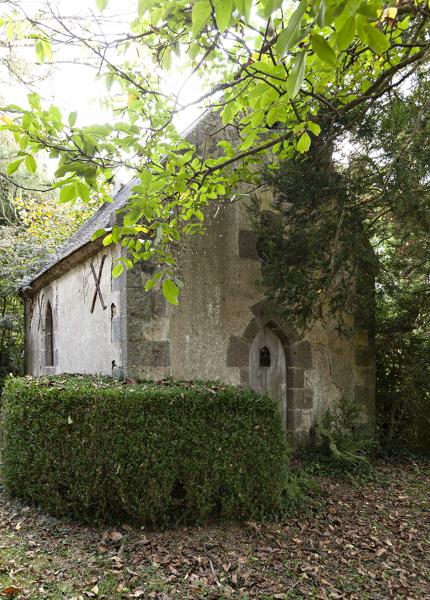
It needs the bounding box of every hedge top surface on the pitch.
[4,374,230,392]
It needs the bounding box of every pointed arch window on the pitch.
[44,301,54,367]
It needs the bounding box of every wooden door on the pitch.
[249,327,287,428]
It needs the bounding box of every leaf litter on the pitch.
[0,460,428,599]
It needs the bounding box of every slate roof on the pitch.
[21,178,136,294]
[56,178,136,260]
[21,110,221,295]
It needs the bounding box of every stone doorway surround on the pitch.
[226,301,313,436]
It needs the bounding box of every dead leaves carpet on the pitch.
[0,460,428,599]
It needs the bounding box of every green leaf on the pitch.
[144,277,158,292]
[59,184,77,203]
[5,20,14,41]
[234,0,252,21]
[25,155,36,174]
[92,228,108,240]
[76,181,90,202]
[112,263,124,277]
[363,23,389,55]
[311,34,337,66]
[287,51,306,99]
[68,111,78,127]
[175,176,187,193]
[123,207,142,227]
[84,123,112,136]
[221,102,235,125]
[55,164,74,178]
[297,131,311,153]
[266,106,279,127]
[102,233,113,246]
[19,135,29,150]
[260,88,277,109]
[6,158,23,175]
[139,169,153,189]
[250,110,264,128]
[262,0,282,19]
[111,226,120,243]
[49,105,62,123]
[35,40,45,63]
[307,121,321,135]
[336,16,356,50]
[27,92,41,110]
[83,168,97,187]
[240,130,258,151]
[95,0,109,12]
[214,0,232,32]
[192,0,211,37]
[275,0,308,57]
[357,1,379,18]
[43,39,52,61]
[22,113,32,128]
[162,279,179,305]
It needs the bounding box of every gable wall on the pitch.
[121,111,375,436]
[126,198,262,383]
[25,245,126,377]
[125,192,375,437]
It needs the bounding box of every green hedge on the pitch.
[1,376,289,525]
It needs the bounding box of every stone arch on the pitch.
[40,287,58,373]
[44,301,54,367]
[227,311,314,435]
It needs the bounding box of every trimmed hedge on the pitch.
[1,376,289,525]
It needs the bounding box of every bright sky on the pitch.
[1,0,203,140]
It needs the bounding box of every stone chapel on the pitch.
[22,112,376,438]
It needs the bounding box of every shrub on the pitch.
[1,376,289,525]
[305,396,374,475]
[276,468,321,518]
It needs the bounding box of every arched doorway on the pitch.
[249,327,287,428]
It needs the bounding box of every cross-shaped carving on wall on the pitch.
[90,256,107,313]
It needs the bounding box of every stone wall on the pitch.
[25,245,126,377]
[123,111,375,437]
[124,193,375,437]
[125,262,170,382]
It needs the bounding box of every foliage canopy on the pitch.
[0,0,429,302]
[0,129,98,384]
[252,68,430,450]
